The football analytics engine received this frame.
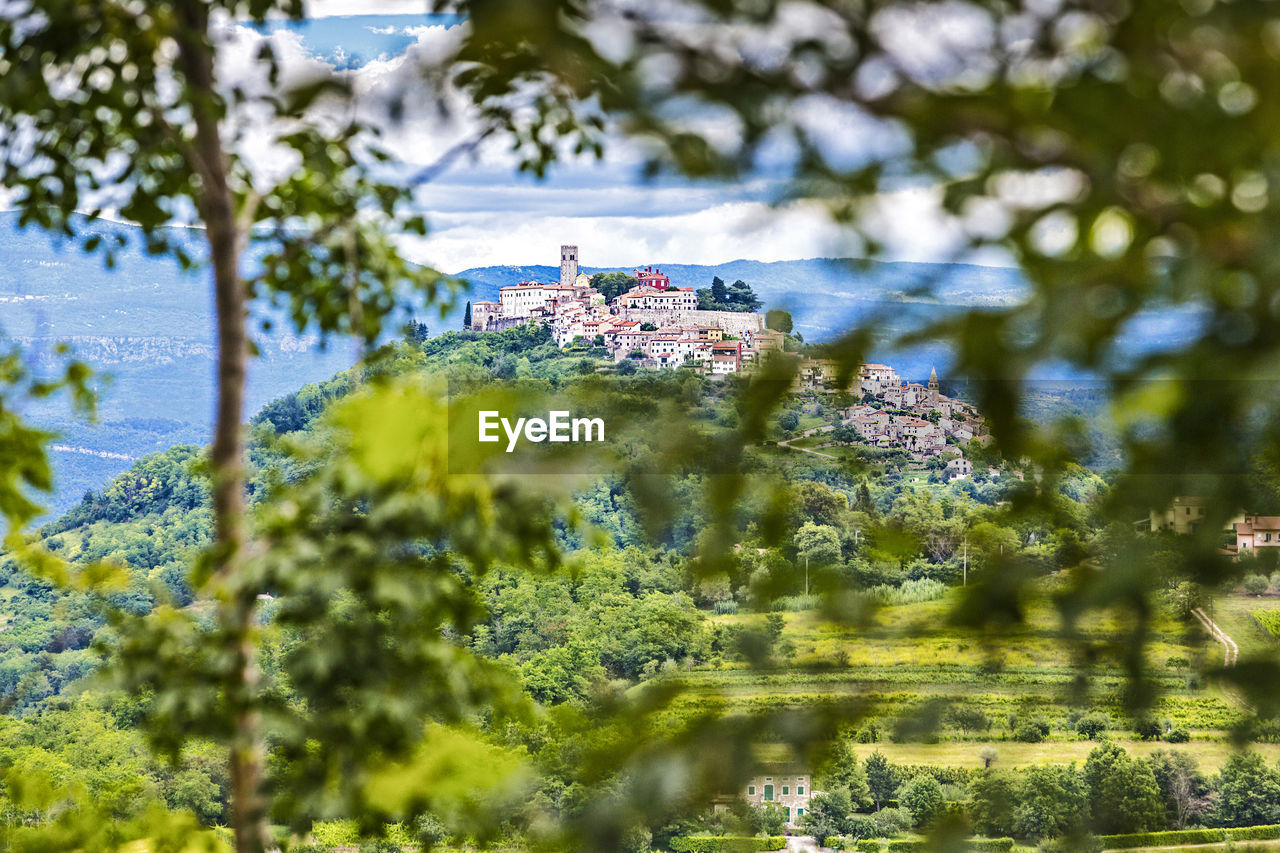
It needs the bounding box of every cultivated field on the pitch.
[672,586,1256,759]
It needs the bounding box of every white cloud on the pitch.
[395,187,1004,273]
[13,9,1021,274]
[304,0,432,17]
[396,200,848,272]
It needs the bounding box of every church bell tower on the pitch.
[560,245,578,288]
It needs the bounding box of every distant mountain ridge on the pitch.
[451,257,1029,335]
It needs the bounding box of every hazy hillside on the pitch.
[0,213,356,516]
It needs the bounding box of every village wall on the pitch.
[619,308,765,336]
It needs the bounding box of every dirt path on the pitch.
[1193,607,1239,667]
[777,437,837,460]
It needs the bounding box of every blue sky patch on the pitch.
[254,14,460,69]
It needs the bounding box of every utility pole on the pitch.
[963,535,968,586]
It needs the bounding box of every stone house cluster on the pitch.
[838,365,989,468]
[468,245,780,375]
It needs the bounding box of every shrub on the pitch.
[1013,719,1048,743]
[856,724,881,743]
[968,841,1014,852]
[1133,718,1163,741]
[358,842,401,853]
[310,821,359,848]
[669,837,787,852]
[872,808,912,838]
[825,841,880,853]
[1165,727,1190,743]
[1095,825,1280,849]
[1245,574,1270,595]
[894,766,971,787]
[1035,839,1101,853]
[949,706,991,735]
[886,842,925,852]
[290,846,330,853]
[1075,712,1109,740]
[846,815,877,840]
[897,776,943,826]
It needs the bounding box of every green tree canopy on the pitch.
[1083,743,1165,835]
[765,309,793,334]
[796,522,842,568]
[1214,752,1280,828]
[590,271,639,301]
[864,751,897,809]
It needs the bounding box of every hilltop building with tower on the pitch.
[464,245,989,464]
[467,245,775,374]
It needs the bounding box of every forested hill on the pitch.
[2,212,1025,514]
[5,324,1106,718]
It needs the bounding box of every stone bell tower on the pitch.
[560,245,578,288]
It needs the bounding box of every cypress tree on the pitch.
[710,276,727,303]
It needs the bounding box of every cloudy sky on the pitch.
[237,4,1004,273]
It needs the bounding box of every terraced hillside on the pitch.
[669,586,1256,770]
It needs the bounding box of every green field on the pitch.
[844,739,1280,773]
[1211,593,1280,661]
[671,587,1253,747]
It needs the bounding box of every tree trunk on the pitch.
[172,4,268,853]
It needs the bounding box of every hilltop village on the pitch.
[839,363,990,472]
[466,246,991,474]
[468,245,782,374]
